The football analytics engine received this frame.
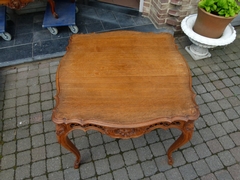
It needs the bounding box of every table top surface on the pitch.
[52,31,199,128]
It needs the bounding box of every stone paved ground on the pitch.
[0,30,240,180]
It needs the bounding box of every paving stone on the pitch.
[3,118,16,130]
[201,173,217,180]
[213,80,226,89]
[206,139,223,153]
[199,104,211,115]
[165,168,183,180]
[3,129,16,142]
[17,137,31,151]
[210,90,224,100]
[16,126,30,139]
[233,118,240,130]
[150,173,166,180]
[0,169,14,180]
[17,105,28,116]
[62,153,76,169]
[29,85,40,94]
[39,68,49,76]
[64,168,80,180]
[89,132,103,146]
[213,111,228,123]
[17,96,28,106]
[41,83,52,92]
[218,135,235,150]
[201,93,215,103]
[227,164,240,180]
[228,96,240,107]
[132,135,147,148]
[194,84,207,94]
[46,143,60,158]
[40,75,50,84]
[41,91,52,101]
[47,157,61,172]
[98,173,113,180]
[225,108,239,120]
[104,141,120,155]
[218,150,236,166]
[15,164,31,180]
[4,108,16,119]
[202,114,218,126]
[29,93,40,103]
[194,117,206,129]
[155,156,172,172]
[74,136,89,150]
[29,102,41,113]
[17,86,28,96]
[150,142,165,157]
[27,77,38,86]
[80,148,92,163]
[230,146,240,162]
[30,123,43,136]
[79,162,96,179]
[127,164,144,180]
[218,99,232,110]
[41,100,53,110]
[91,145,106,160]
[199,127,215,141]
[215,170,233,180]
[195,94,205,104]
[194,143,211,159]
[230,132,240,145]
[222,121,237,134]
[205,155,224,172]
[4,98,16,109]
[210,124,227,137]
[220,88,234,98]
[48,171,64,180]
[32,146,46,162]
[112,168,129,180]
[109,154,124,170]
[43,121,55,132]
[158,129,173,140]
[192,159,211,176]
[145,130,159,144]
[141,160,157,177]
[1,154,16,169]
[17,150,31,166]
[95,159,111,175]
[123,150,139,166]
[182,147,199,163]
[136,146,153,161]
[119,139,134,152]
[45,131,57,144]
[207,102,222,112]
[179,164,198,180]
[30,112,44,125]
[32,134,45,148]
[192,68,203,75]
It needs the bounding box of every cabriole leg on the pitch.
[56,124,81,169]
[167,121,194,165]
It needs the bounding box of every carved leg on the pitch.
[56,124,81,169]
[48,0,58,18]
[167,121,194,165]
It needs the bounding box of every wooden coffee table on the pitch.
[52,31,200,169]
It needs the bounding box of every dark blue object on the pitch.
[0,6,12,41]
[42,0,78,34]
[0,6,6,34]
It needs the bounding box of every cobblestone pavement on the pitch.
[0,29,240,180]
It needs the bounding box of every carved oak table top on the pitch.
[52,31,200,169]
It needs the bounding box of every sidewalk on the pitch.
[0,28,240,180]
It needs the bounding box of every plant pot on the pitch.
[193,7,236,38]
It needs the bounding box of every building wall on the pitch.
[142,0,199,31]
